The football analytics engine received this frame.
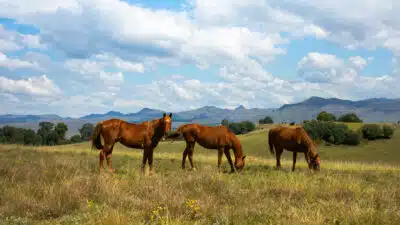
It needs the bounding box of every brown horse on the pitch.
[91,113,173,174]
[268,125,320,171]
[166,124,246,173]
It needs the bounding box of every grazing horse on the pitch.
[166,124,246,173]
[268,125,320,171]
[91,113,173,174]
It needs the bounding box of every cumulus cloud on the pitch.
[0,25,45,51]
[0,75,62,96]
[0,52,39,70]
[0,0,399,116]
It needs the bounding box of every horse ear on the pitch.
[169,113,173,118]
[163,112,166,117]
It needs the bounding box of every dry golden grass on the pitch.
[1,126,400,225]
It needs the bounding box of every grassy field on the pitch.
[1,124,400,224]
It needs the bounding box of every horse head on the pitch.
[234,155,246,172]
[310,153,321,171]
[160,112,173,136]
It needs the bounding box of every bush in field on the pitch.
[317,111,336,121]
[224,120,256,135]
[259,116,273,124]
[338,113,363,123]
[70,134,82,143]
[362,124,382,140]
[303,120,358,145]
[303,120,325,140]
[343,130,362,145]
[329,123,348,145]
[382,125,395,139]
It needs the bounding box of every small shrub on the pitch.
[362,124,382,140]
[382,125,395,139]
[330,123,348,145]
[70,134,82,143]
[338,113,363,123]
[259,116,273,124]
[343,130,362,145]
[317,111,336,121]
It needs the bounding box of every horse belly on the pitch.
[278,139,305,152]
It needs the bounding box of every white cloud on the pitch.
[20,34,46,49]
[297,52,359,83]
[0,75,62,96]
[0,0,399,116]
[0,25,45,51]
[349,56,368,70]
[0,52,39,70]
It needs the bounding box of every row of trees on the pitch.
[221,119,256,135]
[303,120,395,146]
[317,111,363,123]
[0,122,95,146]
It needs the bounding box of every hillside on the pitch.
[1,125,399,224]
[1,96,399,137]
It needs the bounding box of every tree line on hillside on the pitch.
[221,119,256,135]
[316,111,363,123]
[302,111,395,146]
[0,122,95,146]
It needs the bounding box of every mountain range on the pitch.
[1,96,399,137]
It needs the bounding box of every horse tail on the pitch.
[164,125,185,140]
[91,122,103,150]
[268,129,275,155]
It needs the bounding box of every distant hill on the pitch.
[1,96,399,137]
[273,96,400,123]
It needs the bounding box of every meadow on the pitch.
[1,123,399,225]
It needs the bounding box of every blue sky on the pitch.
[0,0,399,117]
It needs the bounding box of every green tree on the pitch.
[259,116,273,124]
[54,122,68,144]
[317,111,336,121]
[79,123,94,141]
[221,119,229,127]
[23,129,38,145]
[338,113,363,123]
[37,121,55,145]
[70,134,82,143]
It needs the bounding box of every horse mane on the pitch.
[297,127,318,157]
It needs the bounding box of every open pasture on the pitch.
[1,125,400,225]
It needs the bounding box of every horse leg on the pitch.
[148,148,155,175]
[292,151,297,172]
[217,148,224,173]
[141,148,149,174]
[188,142,196,171]
[275,147,283,169]
[99,149,105,173]
[224,147,235,173]
[182,144,189,169]
[304,152,312,169]
[105,144,115,173]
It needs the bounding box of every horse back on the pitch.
[269,126,307,151]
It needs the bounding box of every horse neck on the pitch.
[302,134,317,157]
[231,136,244,159]
[150,119,165,138]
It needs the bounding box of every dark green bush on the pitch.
[382,125,395,139]
[70,134,82,143]
[330,123,348,145]
[343,130,362,145]
[259,116,273,124]
[303,120,358,145]
[227,120,256,135]
[338,113,363,123]
[317,111,336,121]
[362,124,382,140]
